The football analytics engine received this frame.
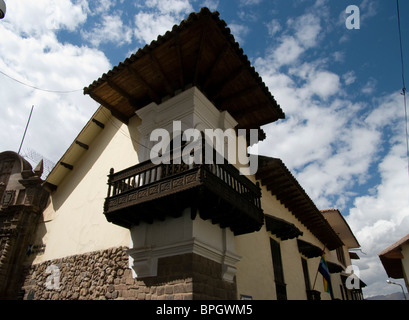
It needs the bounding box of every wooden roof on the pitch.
[265,214,303,241]
[83,7,284,133]
[256,156,343,250]
[44,106,110,190]
[297,239,322,258]
[378,233,409,279]
[321,209,360,249]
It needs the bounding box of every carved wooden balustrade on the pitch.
[104,148,263,235]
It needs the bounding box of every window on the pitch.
[270,238,287,300]
[336,247,346,266]
[301,258,311,291]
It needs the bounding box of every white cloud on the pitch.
[347,140,409,296]
[0,0,111,163]
[5,0,87,36]
[133,0,193,45]
[292,13,321,48]
[144,0,193,15]
[267,11,324,68]
[305,71,340,100]
[272,36,304,67]
[89,0,116,16]
[201,0,219,11]
[361,78,377,95]
[333,51,345,63]
[134,12,180,45]
[266,19,282,37]
[82,14,133,47]
[229,23,250,45]
[342,71,356,85]
[360,0,379,24]
[239,0,263,6]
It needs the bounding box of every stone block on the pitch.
[173,283,185,294]
[156,286,164,296]
[164,285,173,294]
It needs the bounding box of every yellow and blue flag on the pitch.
[318,253,332,294]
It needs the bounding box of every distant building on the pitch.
[321,209,366,300]
[0,151,49,299]
[379,233,409,294]
[1,8,365,300]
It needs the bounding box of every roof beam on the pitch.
[75,140,89,150]
[258,170,287,184]
[202,42,230,90]
[92,118,105,129]
[126,65,161,104]
[173,36,185,89]
[107,79,139,108]
[193,27,207,86]
[233,104,277,125]
[60,162,73,170]
[148,52,174,97]
[88,93,129,124]
[216,84,259,107]
[266,181,294,194]
[275,190,305,204]
[211,65,246,99]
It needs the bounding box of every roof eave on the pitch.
[256,156,344,250]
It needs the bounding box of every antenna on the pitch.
[18,105,34,155]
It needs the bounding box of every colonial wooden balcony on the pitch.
[103,150,263,235]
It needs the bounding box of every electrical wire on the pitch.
[0,69,82,94]
[397,0,409,176]
[99,108,152,153]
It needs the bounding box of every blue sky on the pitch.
[1,0,409,298]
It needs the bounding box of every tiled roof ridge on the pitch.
[379,233,409,256]
[83,7,285,120]
[320,208,340,212]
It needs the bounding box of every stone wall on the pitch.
[21,246,236,300]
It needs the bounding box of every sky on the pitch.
[0,0,409,298]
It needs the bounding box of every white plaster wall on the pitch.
[235,177,336,300]
[135,86,249,172]
[235,225,276,300]
[128,209,239,280]
[33,115,140,263]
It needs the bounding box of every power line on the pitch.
[397,0,409,176]
[0,69,82,94]
[99,108,152,153]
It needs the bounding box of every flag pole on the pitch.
[18,105,34,155]
[312,245,326,290]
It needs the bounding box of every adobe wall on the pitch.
[21,246,236,300]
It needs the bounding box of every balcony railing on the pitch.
[103,147,263,235]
